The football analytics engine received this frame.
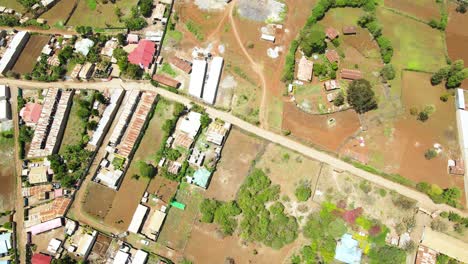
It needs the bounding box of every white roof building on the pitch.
[74,38,94,56]
[128,204,149,234]
[0,31,29,75]
[202,57,224,105]
[147,210,166,235]
[41,0,55,7]
[47,238,62,254]
[76,230,97,259]
[113,250,130,264]
[133,250,148,264]
[178,112,201,139]
[456,88,465,110]
[95,168,123,189]
[0,85,10,100]
[188,59,207,98]
[456,107,468,205]
[0,99,11,122]
[261,34,275,42]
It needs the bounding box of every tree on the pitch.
[369,245,406,264]
[347,79,377,114]
[424,148,437,159]
[200,113,212,128]
[116,33,126,45]
[295,183,311,202]
[380,64,395,80]
[333,92,345,107]
[431,67,450,85]
[139,0,153,17]
[87,120,98,130]
[456,2,467,13]
[430,218,448,232]
[200,199,221,223]
[300,29,326,56]
[418,111,429,122]
[137,161,156,179]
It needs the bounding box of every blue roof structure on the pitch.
[193,168,211,188]
[0,232,12,255]
[0,260,9,264]
[334,234,362,264]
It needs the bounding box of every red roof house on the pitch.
[32,253,52,264]
[325,50,340,63]
[20,102,42,124]
[326,27,340,40]
[128,40,156,69]
[341,69,362,80]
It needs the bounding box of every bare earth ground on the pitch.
[39,0,77,26]
[205,128,265,201]
[282,103,361,152]
[82,182,116,220]
[11,35,50,74]
[0,134,15,212]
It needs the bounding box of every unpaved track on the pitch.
[227,0,269,128]
[5,77,468,240]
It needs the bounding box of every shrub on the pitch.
[295,183,312,202]
[448,211,461,222]
[359,180,372,193]
[418,111,429,122]
[430,218,448,232]
[333,92,345,107]
[424,148,437,160]
[409,107,418,116]
[392,196,416,209]
[440,93,449,102]
[380,64,395,80]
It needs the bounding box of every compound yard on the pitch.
[12,35,50,75]
[82,182,116,221]
[67,0,138,28]
[446,2,468,87]
[39,0,77,26]
[0,132,15,212]
[205,128,265,201]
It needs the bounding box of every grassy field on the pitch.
[0,0,25,12]
[67,0,138,28]
[377,8,446,97]
[158,182,204,251]
[59,92,94,153]
[125,98,174,178]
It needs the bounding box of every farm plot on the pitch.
[67,0,138,28]
[384,0,441,22]
[363,71,464,191]
[11,35,50,75]
[446,2,468,87]
[0,0,25,12]
[282,102,360,152]
[82,182,116,221]
[39,0,77,27]
[0,131,15,212]
[205,128,266,201]
[158,183,204,252]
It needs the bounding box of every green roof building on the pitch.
[193,168,212,189]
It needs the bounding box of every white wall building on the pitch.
[188,59,207,98]
[202,57,224,105]
[0,31,30,75]
[128,204,149,234]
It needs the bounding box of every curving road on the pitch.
[5,77,467,217]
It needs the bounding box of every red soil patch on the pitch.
[12,35,50,74]
[446,2,468,87]
[282,102,360,152]
[384,0,440,21]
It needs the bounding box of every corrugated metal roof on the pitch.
[202,57,224,105]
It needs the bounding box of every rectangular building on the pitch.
[128,204,149,234]
[0,31,30,75]
[202,57,224,105]
[0,100,11,122]
[188,59,207,98]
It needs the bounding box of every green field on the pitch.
[0,0,25,12]
[67,0,138,28]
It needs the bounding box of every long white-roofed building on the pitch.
[202,57,224,105]
[128,204,149,234]
[0,31,30,75]
[188,59,207,98]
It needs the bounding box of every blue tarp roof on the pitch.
[0,232,12,255]
[334,234,362,264]
[193,168,211,188]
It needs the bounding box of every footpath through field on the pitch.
[5,77,468,219]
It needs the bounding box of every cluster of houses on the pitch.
[293,26,362,107]
[94,91,157,189]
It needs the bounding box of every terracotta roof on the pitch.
[32,253,52,264]
[415,245,437,264]
[169,57,192,73]
[449,159,464,175]
[326,27,339,40]
[325,50,339,63]
[340,69,362,80]
[153,74,180,88]
[173,132,194,149]
[128,40,156,69]
[343,26,357,35]
[20,102,43,124]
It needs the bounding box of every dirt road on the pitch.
[227,0,269,129]
[5,78,468,219]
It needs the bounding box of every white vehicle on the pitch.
[140,239,149,246]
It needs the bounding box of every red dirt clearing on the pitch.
[282,102,360,152]
[384,0,440,21]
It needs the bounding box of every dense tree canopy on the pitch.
[300,29,326,56]
[347,79,377,114]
